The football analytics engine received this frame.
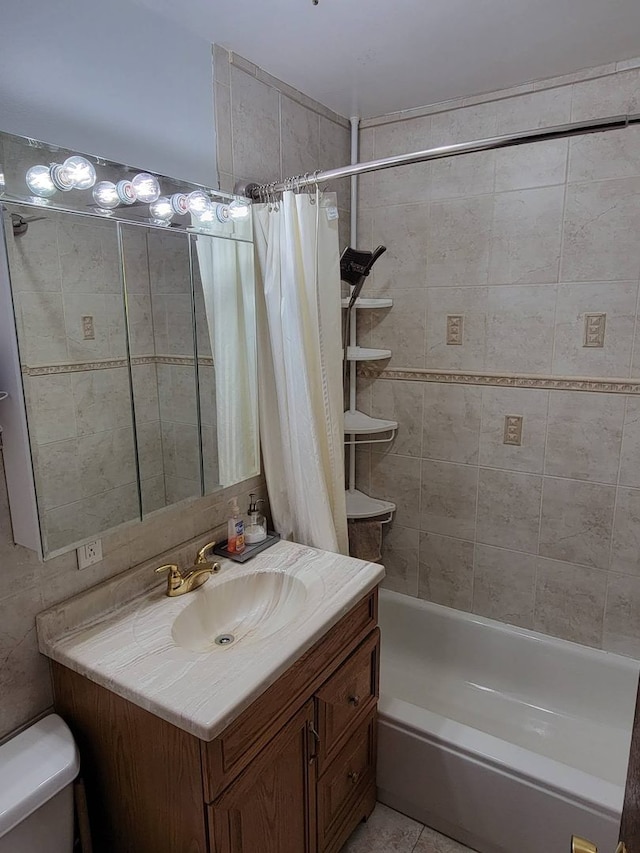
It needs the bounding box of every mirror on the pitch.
[2,202,259,557]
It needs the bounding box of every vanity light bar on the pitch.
[24,157,250,226]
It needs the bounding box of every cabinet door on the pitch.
[208,702,317,853]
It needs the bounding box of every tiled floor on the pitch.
[341,803,475,853]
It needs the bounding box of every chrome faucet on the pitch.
[155,541,220,597]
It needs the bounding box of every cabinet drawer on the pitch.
[316,628,379,770]
[202,589,377,801]
[317,711,377,851]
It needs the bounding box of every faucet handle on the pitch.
[195,541,217,565]
[155,564,183,593]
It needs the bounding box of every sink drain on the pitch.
[214,634,235,646]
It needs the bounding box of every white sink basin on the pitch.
[171,569,308,652]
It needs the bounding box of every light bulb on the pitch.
[63,155,96,189]
[116,180,136,205]
[197,207,216,224]
[228,200,250,219]
[92,181,119,209]
[170,193,188,215]
[49,163,74,191]
[131,173,160,203]
[149,196,173,224]
[186,190,211,215]
[26,164,57,198]
[215,204,230,223]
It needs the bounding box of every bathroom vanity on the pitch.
[37,540,383,853]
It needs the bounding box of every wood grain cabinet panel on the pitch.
[316,629,380,772]
[208,702,317,853]
[52,588,379,853]
[317,711,377,852]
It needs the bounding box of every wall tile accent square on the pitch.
[534,557,607,646]
[418,532,474,610]
[503,415,523,446]
[422,383,482,465]
[583,313,606,347]
[553,282,638,377]
[479,387,549,473]
[473,544,536,628]
[544,391,624,483]
[420,460,478,541]
[539,478,615,569]
[476,468,542,553]
[446,315,464,345]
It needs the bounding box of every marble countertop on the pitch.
[37,540,383,741]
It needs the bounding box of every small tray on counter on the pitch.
[212,531,281,563]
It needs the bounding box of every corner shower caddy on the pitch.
[343,297,397,522]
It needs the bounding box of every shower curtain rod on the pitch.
[247,113,640,199]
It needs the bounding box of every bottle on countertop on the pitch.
[245,494,267,544]
[227,498,245,554]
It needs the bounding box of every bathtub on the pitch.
[377,590,640,853]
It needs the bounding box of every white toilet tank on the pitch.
[0,714,79,853]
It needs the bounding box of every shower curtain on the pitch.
[196,235,260,486]
[253,190,348,554]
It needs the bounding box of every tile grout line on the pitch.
[411,823,427,852]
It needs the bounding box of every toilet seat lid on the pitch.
[0,714,79,838]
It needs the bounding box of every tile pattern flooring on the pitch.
[342,803,474,853]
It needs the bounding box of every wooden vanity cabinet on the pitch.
[52,588,379,853]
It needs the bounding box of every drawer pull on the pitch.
[348,771,360,785]
[309,721,321,743]
[348,694,361,707]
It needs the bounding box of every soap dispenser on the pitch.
[245,494,267,544]
[227,498,245,554]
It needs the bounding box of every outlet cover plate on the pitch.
[77,539,102,569]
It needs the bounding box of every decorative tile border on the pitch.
[357,365,640,394]
[22,354,214,377]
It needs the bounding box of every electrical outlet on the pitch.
[77,539,103,569]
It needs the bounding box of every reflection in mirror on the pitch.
[121,225,202,513]
[191,233,259,489]
[2,204,139,554]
